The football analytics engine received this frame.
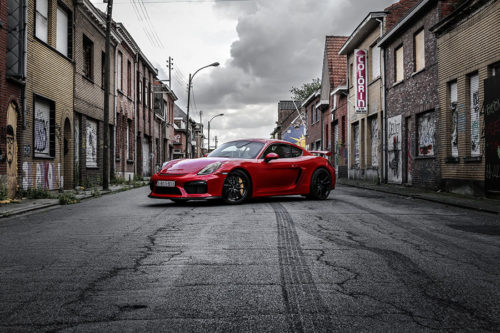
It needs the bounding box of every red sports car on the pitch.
[149,139,335,204]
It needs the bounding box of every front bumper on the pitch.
[148,172,226,199]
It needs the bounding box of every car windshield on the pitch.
[208,140,264,159]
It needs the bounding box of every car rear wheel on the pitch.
[222,170,251,204]
[309,168,331,200]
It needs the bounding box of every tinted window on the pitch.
[208,140,264,159]
[262,143,302,158]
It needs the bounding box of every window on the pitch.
[414,29,425,72]
[353,123,360,167]
[127,61,132,96]
[86,118,98,167]
[449,81,458,157]
[101,52,105,87]
[137,72,142,103]
[350,62,354,88]
[6,0,26,77]
[127,119,133,160]
[35,0,48,42]
[117,52,123,91]
[395,45,404,82]
[263,143,302,158]
[417,111,435,156]
[341,116,346,144]
[149,82,153,109]
[56,5,72,57]
[34,95,55,158]
[82,35,93,80]
[469,73,480,157]
[325,123,329,148]
[370,117,379,166]
[371,44,380,80]
[490,62,500,77]
[143,78,148,106]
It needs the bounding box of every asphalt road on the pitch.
[1,185,499,332]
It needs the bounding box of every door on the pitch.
[255,143,302,194]
[142,137,150,177]
[405,116,413,184]
[6,103,18,198]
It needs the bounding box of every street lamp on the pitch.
[186,62,219,158]
[208,113,224,153]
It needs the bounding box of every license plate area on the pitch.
[156,180,176,187]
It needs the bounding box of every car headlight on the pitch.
[197,162,222,175]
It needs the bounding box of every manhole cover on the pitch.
[447,225,500,236]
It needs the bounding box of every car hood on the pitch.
[163,158,228,174]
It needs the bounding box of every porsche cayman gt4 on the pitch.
[149,139,336,204]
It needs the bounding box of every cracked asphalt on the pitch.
[0,184,499,332]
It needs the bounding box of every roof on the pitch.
[339,12,386,55]
[301,89,320,108]
[278,101,302,110]
[324,36,349,87]
[174,104,186,118]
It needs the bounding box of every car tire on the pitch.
[309,168,331,200]
[222,170,251,204]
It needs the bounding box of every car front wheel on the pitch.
[309,168,331,200]
[222,170,251,204]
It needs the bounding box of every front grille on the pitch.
[184,181,208,194]
[154,186,182,195]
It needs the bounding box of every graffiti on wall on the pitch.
[371,118,378,167]
[470,74,480,157]
[353,124,360,168]
[22,162,63,190]
[34,100,50,158]
[418,112,435,156]
[283,124,306,148]
[451,103,458,157]
[388,115,402,183]
[86,119,97,167]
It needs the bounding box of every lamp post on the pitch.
[186,62,219,158]
[208,113,224,153]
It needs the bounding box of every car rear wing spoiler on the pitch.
[309,150,332,157]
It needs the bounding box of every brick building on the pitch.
[339,0,420,183]
[74,0,117,188]
[153,80,177,166]
[115,23,138,181]
[273,101,304,147]
[135,53,157,177]
[318,36,348,168]
[378,0,459,188]
[303,90,321,150]
[1,0,25,197]
[173,104,187,159]
[331,84,348,178]
[432,0,500,195]
[23,0,75,191]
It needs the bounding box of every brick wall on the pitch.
[23,0,75,190]
[305,95,321,149]
[436,0,500,195]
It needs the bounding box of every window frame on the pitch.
[370,43,380,81]
[35,0,49,43]
[33,94,55,159]
[395,44,404,83]
[82,34,94,81]
[414,28,425,73]
[117,51,123,91]
[56,4,72,58]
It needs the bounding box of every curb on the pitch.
[338,181,499,215]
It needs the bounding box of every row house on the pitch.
[339,0,420,183]
[431,0,500,195]
[318,36,348,171]
[1,0,25,197]
[303,90,321,150]
[173,103,187,159]
[272,101,304,147]
[23,0,76,191]
[74,0,117,188]
[153,79,177,167]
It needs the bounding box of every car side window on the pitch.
[262,144,302,158]
[289,146,302,158]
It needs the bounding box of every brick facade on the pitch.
[433,0,500,195]
[381,0,443,189]
[304,92,321,150]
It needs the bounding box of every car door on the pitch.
[254,143,302,194]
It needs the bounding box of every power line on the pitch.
[114,0,251,4]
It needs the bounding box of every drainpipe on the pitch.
[376,18,387,184]
[113,40,118,180]
[134,53,138,178]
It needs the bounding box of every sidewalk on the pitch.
[338,178,500,215]
[0,183,147,218]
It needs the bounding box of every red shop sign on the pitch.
[354,49,368,113]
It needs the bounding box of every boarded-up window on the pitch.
[35,0,48,42]
[34,96,54,158]
[417,112,435,156]
[371,45,380,80]
[450,81,458,157]
[469,73,480,157]
[414,29,425,72]
[127,61,132,96]
[395,45,404,82]
[86,119,98,167]
[371,117,379,166]
[353,123,360,167]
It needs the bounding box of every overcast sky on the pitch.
[92,0,397,146]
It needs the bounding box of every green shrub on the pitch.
[0,183,8,201]
[19,187,54,199]
[58,193,80,205]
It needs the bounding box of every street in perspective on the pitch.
[1,0,500,331]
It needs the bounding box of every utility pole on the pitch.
[166,56,173,89]
[103,0,113,190]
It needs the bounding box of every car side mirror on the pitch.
[264,152,279,162]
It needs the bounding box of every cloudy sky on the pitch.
[91,0,396,146]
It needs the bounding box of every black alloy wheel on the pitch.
[309,168,331,200]
[222,170,251,204]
